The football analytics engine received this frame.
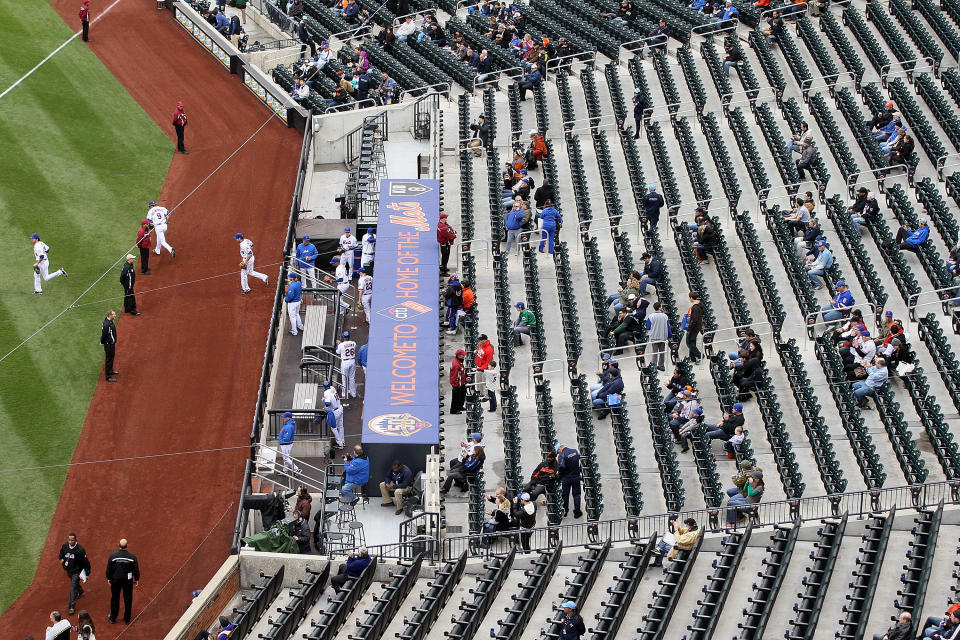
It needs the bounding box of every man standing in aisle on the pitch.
[360,230,376,270]
[136,219,152,274]
[235,233,269,293]
[173,101,188,154]
[437,213,457,274]
[645,301,671,371]
[285,273,304,336]
[278,411,301,473]
[31,233,67,295]
[147,200,175,259]
[556,444,583,519]
[449,349,467,414]
[339,227,358,277]
[337,331,358,398]
[643,184,665,229]
[105,539,140,625]
[357,267,373,323]
[295,235,318,288]
[79,0,90,41]
[101,310,118,383]
[120,255,140,316]
[685,291,704,363]
[58,533,91,615]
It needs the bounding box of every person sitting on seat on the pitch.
[888,133,914,166]
[822,280,854,322]
[608,308,640,352]
[850,191,880,233]
[872,612,913,640]
[866,101,896,131]
[521,452,559,502]
[481,489,514,547]
[379,460,414,515]
[853,357,888,408]
[330,548,371,589]
[591,368,624,409]
[517,64,542,101]
[441,442,485,493]
[340,445,370,503]
[880,125,908,155]
[724,425,746,458]
[886,219,930,254]
[795,140,818,180]
[764,10,784,40]
[512,301,537,346]
[676,406,705,453]
[873,113,902,142]
[722,42,741,77]
[805,240,833,289]
[705,402,745,442]
[526,129,548,169]
[648,18,671,50]
[795,217,822,254]
[712,0,738,22]
[651,517,699,567]
[725,471,764,525]
[669,388,700,441]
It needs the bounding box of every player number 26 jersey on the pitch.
[338,340,357,360]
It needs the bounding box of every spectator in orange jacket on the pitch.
[527,129,548,168]
[475,334,494,370]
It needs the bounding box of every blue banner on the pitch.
[361,180,441,446]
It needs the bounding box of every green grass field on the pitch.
[0,1,172,612]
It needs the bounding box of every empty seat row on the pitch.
[645,122,683,215]
[518,2,594,57]
[727,107,772,195]
[260,564,329,640]
[229,567,285,639]
[636,530,704,640]
[500,386,524,497]
[736,522,801,639]
[491,546,562,640]
[797,18,839,87]
[890,505,944,630]
[591,537,657,640]
[873,386,930,485]
[542,540,611,639]
[534,381,564,525]
[775,340,848,495]
[570,376,606,521]
[890,0,943,69]
[808,93,859,181]
[763,208,818,318]
[900,363,960,480]
[774,27,812,89]
[917,314,960,414]
[708,217,752,327]
[813,336,887,489]
[700,40,733,101]
[752,369,806,499]
[819,13,866,82]
[351,555,425,640]
[604,63,628,124]
[306,558,379,640]
[834,509,895,640]
[673,118,711,205]
[916,73,960,152]
[640,364,687,512]
[888,77,948,165]
[445,550,516,639]
[677,47,706,114]
[733,214,786,331]
[784,515,847,639]
[865,2,921,72]
[582,236,615,349]
[842,8,891,76]
[608,405,647,517]
[685,526,753,639]
[397,552,468,640]
[653,53,681,113]
[555,242,585,364]
[521,247,549,364]
[580,67,603,126]
[915,0,960,61]
[748,30,786,95]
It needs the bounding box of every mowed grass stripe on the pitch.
[0,0,172,613]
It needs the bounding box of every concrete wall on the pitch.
[163,555,240,640]
[311,100,420,166]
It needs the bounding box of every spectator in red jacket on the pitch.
[136,219,152,274]
[475,334,494,370]
[450,349,467,414]
[437,213,457,274]
[526,129,548,169]
[172,101,188,154]
[79,0,90,41]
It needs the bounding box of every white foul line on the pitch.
[0,0,125,101]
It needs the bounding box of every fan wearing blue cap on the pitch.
[643,184,665,228]
[338,227,358,278]
[284,273,304,336]
[805,238,833,290]
[361,229,376,270]
[513,301,537,346]
[147,200,176,259]
[30,232,68,294]
[822,279,854,323]
[295,235,318,288]
[336,331,358,398]
[559,600,586,639]
[235,232,269,293]
[357,267,374,323]
[705,401,745,443]
[278,411,301,473]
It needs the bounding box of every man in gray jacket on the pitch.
[795,140,818,180]
[645,301,672,371]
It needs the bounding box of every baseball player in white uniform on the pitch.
[322,381,344,445]
[336,331,358,398]
[235,232,269,293]
[326,256,352,316]
[357,267,373,323]
[147,201,175,258]
[360,231,376,269]
[30,233,67,294]
[339,227,358,277]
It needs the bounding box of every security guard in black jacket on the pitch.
[106,538,140,624]
[121,254,139,316]
[101,310,118,382]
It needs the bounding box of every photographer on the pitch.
[467,115,491,157]
[341,445,370,504]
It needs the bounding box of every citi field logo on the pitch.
[368,413,431,437]
[377,301,432,321]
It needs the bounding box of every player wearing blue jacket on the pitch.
[285,273,304,336]
[295,236,318,288]
[278,411,300,473]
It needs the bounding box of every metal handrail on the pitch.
[473,64,525,90]
[880,56,936,85]
[908,286,959,321]
[804,302,879,340]
[702,321,775,354]
[617,33,670,62]
[398,82,451,101]
[845,165,911,197]
[691,16,739,39]
[935,151,960,180]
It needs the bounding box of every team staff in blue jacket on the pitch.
[341,444,370,502]
[285,273,304,336]
[380,461,414,514]
[504,204,526,256]
[295,235,318,288]
[538,201,562,254]
[278,411,301,473]
[556,444,583,519]
[643,185,665,228]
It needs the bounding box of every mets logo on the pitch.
[378,301,432,321]
[368,413,431,437]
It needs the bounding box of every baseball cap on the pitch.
[886,101,894,108]
[835,280,846,287]
[816,240,826,247]
[330,256,340,263]
[860,330,870,337]
[302,235,310,241]
[357,267,365,273]
[733,402,743,412]
[234,232,243,239]
[529,128,538,136]
[141,219,150,224]
[126,254,136,260]
[282,411,293,418]
[891,338,903,345]
[693,407,704,415]
[562,601,576,610]
[885,310,893,317]
[555,444,564,452]
[455,349,466,356]
[29,233,39,239]
[177,101,183,108]
[148,200,156,206]
[478,333,488,341]
[342,331,350,338]
[322,380,331,388]
[648,184,656,191]
[634,88,641,94]
[440,213,449,218]
[641,252,651,259]
[602,353,611,361]
[519,492,531,500]
[324,401,331,406]
[344,227,351,232]
[515,302,525,308]
[288,273,298,279]
[470,432,482,440]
